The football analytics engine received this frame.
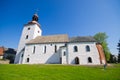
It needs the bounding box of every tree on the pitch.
[94,32,110,62]
[3,48,16,63]
[117,40,120,63]
[109,54,117,63]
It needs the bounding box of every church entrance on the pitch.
[75,57,79,64]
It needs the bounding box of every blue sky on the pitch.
[0,0,120,54]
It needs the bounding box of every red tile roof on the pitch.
[0,47,4,56]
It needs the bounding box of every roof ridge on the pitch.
[69,36,96,42]
[43,34,68,37]
[70,36,94,38]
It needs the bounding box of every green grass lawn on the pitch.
[0,64,120,80]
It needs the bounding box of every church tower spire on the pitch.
[14,14,42,64]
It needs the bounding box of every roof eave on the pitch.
[26,41,68,45]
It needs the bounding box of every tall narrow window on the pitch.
[55,45,57,53]
[86,45,90,52]
[74,46,78,52]
[21,54,24,57]
[26,35,28,39]
[27,58,29,62]
[88,57,92,63]
[44,46,46,53]
[33,46,36,53]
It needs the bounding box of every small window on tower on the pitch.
[38,31,39,33]
[28,27,30,30]
[26,35,28,39]
[63,51,66,56]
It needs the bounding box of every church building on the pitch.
[14,14,106,65]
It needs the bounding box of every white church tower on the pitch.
[14,14,42,64]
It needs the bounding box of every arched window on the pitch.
[55,45,57,53]
[86,45,90,52]
[33,46,36,53]
[88,57,92,63]
[74,46,78,52]
[26,35,28,39]
[27,58,29,62]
